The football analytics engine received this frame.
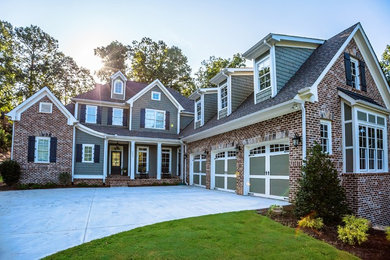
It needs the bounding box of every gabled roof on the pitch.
[126,79,184,111]
[210,68,253,85]
[338,88,389,114]
[7,87,77,125]
[110,71,127,81]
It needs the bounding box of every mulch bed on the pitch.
[257,205,390,260]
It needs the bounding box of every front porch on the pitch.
[103,139,184,186]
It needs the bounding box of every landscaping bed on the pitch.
[0,182,105,191]
[257,205,390,260]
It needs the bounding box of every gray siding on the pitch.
[204,93,217,124]
[275,46,314,92]
[180,115,193,130]
[74,129,104,176]
[218,107,228,119]
[231,75,253,112]
[256,88,272,103]
[132,85,178,134]
[195,120,201,128]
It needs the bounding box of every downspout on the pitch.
[10,122,15,160]
[301,102,307,160]
[184,143,188,185]
[71,124,76,182]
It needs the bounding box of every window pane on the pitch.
[257,57,271,91]
[345,122,353,146]
[358,111,367,121]
[112,109,123,125]
[346,149,354,172]
[114,81,123,93]
[377,117,385,126]
[368,114,376,124]
[86,106,97,123]
[220,86,228,109]
[359,126,367,170]
[344,104,352,121]
[37,139,49,162]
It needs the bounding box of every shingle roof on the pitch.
[180,23,359,138]
[72,81,193,112]
[84,124,180,139]
[65,102,75,114]
[338,87,383,107]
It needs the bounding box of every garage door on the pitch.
[192,154,206,187]
[248,143,289,199]
[214,150,237,192]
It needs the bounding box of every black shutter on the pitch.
[123,109,128,126]
[140,108,145,128]
[76,144,82,162]
[49,137,57,163]
[165,111,170,130]
[97,106,102,124]
[107,107,113,125]
[79,104,86,123]
[28,136,35,162]
[344,52,352,86]
[94,145,100,163]
[359,60,367,92]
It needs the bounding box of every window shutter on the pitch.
[165,111,170,130]
[123,109,128,126]
[107,107,113,125]
[28,136,35,162]
[359,60,367,91]
[50,137,57,163]
[140,108,145,128]
[97,106,102,124]
[79,104,86,123]
[94,145,100,163]
[76,144,82,162]
[344,52,352,86]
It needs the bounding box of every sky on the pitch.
[1,0,389,83]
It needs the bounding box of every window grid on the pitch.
[36,137,50,163]
[320,121,331,154]
[350,59,359,89]
[112,108,123,126]
[86,105,97,124]
[196,100,202,122]
[257,56,271,91]
[227,151,237,158]
[220,85,228,109]
[137,147,148,173]
[145,109,165,129]
[82,144,94,163]
[114,80,123,94]
[162,148,171,173]
[250,146,266,156]
[270,144,289,153]
[215,152,225,159]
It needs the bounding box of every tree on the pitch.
[94,41,129,82]
[0,20,19,112]
[195,53,246,89]
[294,144,350,225]
[380,45,390,85]
[128,37,193,94]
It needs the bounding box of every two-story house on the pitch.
[7,23,390,225]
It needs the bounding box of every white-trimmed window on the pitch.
[112,108,123,126]
[357,110,386,172]
[86,105,97,124]
[114,79,124,94]
[195,99,202,122]
[320,120,332,154]
[151,91,161,101]
[350,58,360,90]
[256,56,271,91]
[39,102,52,113]
[162,148,171,173]
[82,144,94,163]
[145,109,165,129]
[137,146,149,173]
[220,85,228,109]
[35,137,50,163]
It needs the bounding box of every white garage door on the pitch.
[192,154,206,187]
[248,143,289,199]
[213,150,237,192]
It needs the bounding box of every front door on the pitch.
[111,151,122,175]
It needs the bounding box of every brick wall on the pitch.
[13,96,73,184]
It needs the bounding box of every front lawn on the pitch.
[46,211,356,259]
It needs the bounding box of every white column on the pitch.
[103,139,108,182]
[128,142,131,177]
[180,143,184,181]
[130,141,135,179]
[157,142,162,180]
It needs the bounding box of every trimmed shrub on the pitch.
[297,215,324,230]
[338,215,369,245]
[267,205,283,217]
[294,144,350,224]
[386,227,390,241]
[0,160,21,186]
[59,172,72,186]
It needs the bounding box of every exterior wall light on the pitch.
[292,133,301,147]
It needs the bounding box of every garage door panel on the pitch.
[249,178,265,194]
[201,175,206,186]
[270,179,289,197]
[201,161,206,173]
[215,160,225,174]
[227,177,236,190]
[250,157,265,175]
[193,174,199,185]
[270,154,289,176]
[215,176,224,188]
[193,161,200,172]
[227,159,236,174]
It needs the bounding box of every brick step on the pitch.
[107,175,130,187]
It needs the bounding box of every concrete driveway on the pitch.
[0,186,288,259]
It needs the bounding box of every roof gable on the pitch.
[7,87,77,125]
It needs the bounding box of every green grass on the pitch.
[46,211,357,260]
[0,175,2,183]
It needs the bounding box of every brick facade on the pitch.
[13,96,73,184]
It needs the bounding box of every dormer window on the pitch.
[114,79,124,94]
[195,99,202,122]
[220,85,228,109]
[256,56,271,92]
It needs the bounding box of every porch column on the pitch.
[157,142,162,180]
[103,138,108,182]
[180,143,184,181]
[130,141,135,179]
